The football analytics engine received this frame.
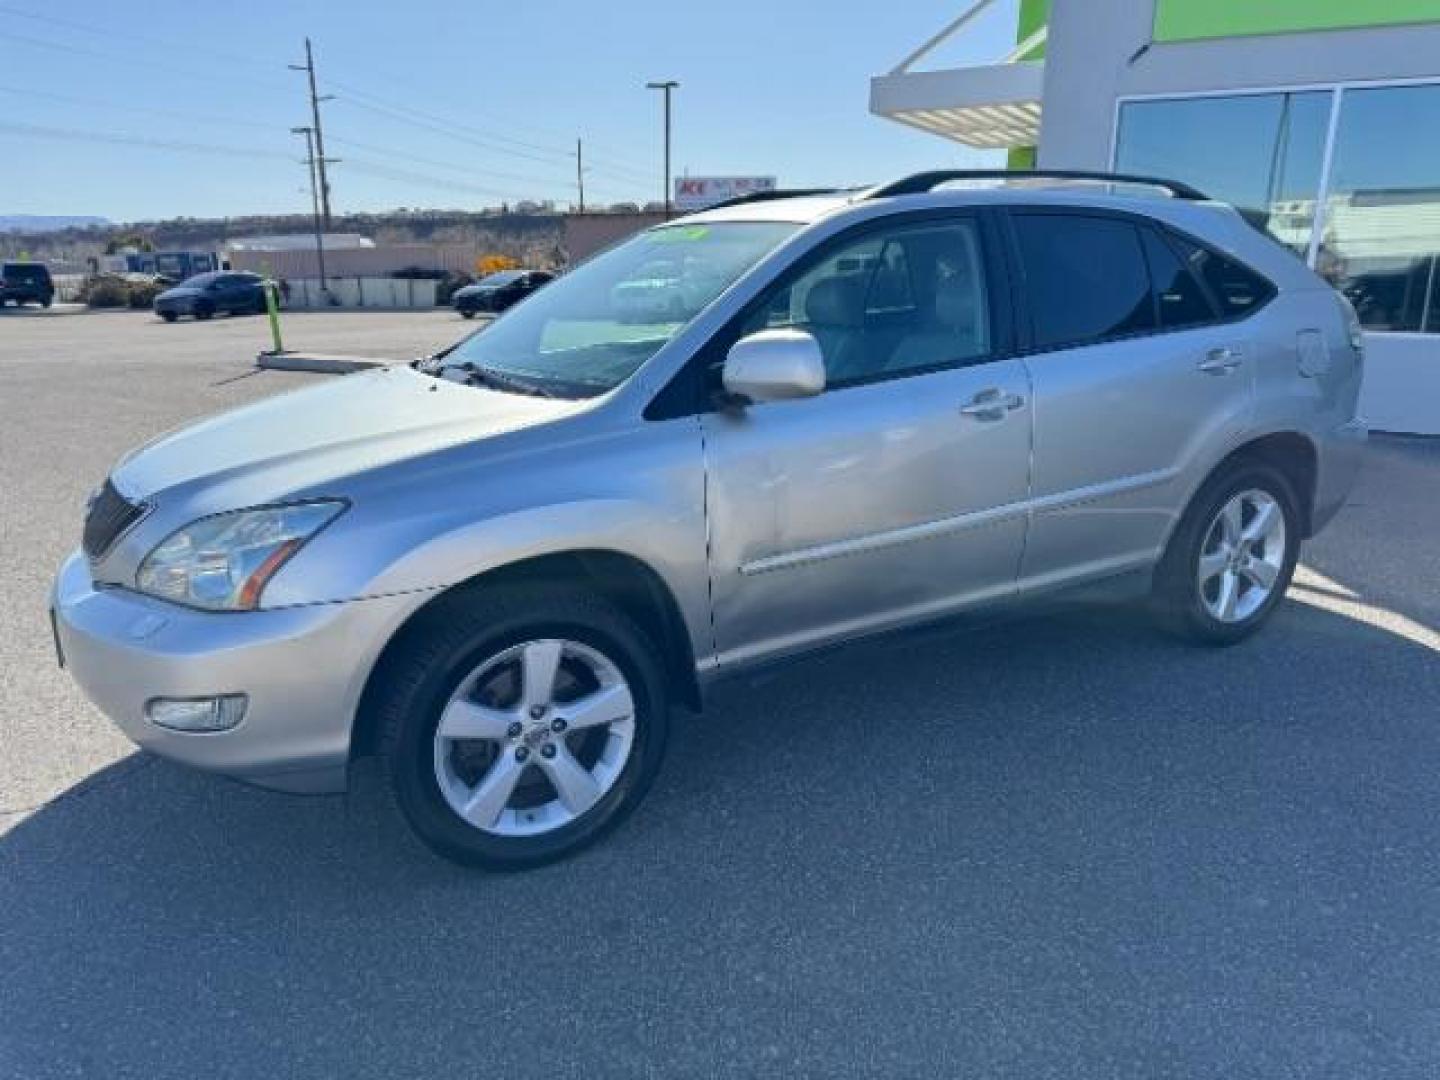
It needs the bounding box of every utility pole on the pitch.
[645,80,679,218]
[575,137,586,213]
[291,126,330,298]
[290,38,335,225]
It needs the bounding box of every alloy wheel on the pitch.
[1196,488,1287,623]
[432,638,636,837]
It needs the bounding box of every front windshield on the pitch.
[437,221,800,397]
[179,272,219,289]
[479,271,524,286]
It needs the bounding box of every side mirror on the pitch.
[721,329,826,406]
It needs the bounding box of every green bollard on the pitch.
[263,279,284,354]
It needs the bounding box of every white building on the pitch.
[872,0,1440,434]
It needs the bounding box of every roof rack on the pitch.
[702,187,844,211]
[867,169,1208,201]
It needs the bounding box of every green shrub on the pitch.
[79,275,166,309]
[79,275,132,308]
[435,272,474,306]
[127,280,165,309]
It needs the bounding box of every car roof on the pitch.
[678,181,1319,293]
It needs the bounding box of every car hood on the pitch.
[112,364,581,511]
[155,286,203,302]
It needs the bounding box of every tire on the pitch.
[1152,460,1301,645]
[376,583,670,869]
[41,296,52,309]
[194,303,214,320]
[460,309,475,319]
[160,311,178,323]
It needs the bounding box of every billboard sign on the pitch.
[674,176,778,212]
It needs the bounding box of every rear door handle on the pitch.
[959,388,1025,421]
[1199,347,1243,375]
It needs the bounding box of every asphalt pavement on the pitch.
[2,309,1439,1078]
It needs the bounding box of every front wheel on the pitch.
[459,309,475,319]
[378,584,669,869]
[1153,461,1301,645]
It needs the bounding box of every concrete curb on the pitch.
[255,351,388,375]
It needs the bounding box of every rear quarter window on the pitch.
[1168,233,1276,319]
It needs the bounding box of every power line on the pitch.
[2,11,653,184]
[0,120,554,203]
[0,83,280,131]
[326,81,653,184]
[323,56,656,167]
[0,27,292,94]
[0,5,655,192]
[0,119,294,161]
[326,135,566,189]
[0,2,276,72]
[0,11,652,205]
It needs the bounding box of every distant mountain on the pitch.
[0,214,111,234]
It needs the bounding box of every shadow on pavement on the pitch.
[3,586,1439,1077]
[1302,435,1440,630]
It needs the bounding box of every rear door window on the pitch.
[1012,214,1155,350]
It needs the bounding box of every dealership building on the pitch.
[872,0,1440,433]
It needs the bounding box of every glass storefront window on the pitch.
[1320,84,1440,333]
[1115,92,1331,257]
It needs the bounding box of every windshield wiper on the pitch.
[457,363,559,399]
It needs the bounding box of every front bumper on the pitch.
[1311,418,1368,536]
[51,551,426,793]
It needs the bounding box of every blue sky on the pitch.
[1,0,1016,222]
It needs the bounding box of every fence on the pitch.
[229,244,481,279]
[282,277,438,309]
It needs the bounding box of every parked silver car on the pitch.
[52,171,1366,868]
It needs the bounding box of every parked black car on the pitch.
[452,270,553,318]
[0,262,55,307]
[154,271,268,321]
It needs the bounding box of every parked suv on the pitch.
[153,271,267,321]
[53,171,1366,868]
[1,261,55,307]
[452,269,553,318]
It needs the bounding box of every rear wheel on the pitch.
[377,584,669,869]
[1153,461,1300,644]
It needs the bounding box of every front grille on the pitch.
[83,479,146,559]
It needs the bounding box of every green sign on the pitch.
[1154,0,1440,41]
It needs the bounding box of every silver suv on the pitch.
[53,171,1367,868]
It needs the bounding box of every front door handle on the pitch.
[1199,347,1243,375]
[959,388,1025,422]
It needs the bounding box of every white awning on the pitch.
[868,0,1045,150]
[870,62,1044,148]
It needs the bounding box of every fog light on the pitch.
[145,694,248,733]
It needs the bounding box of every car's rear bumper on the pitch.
[1311,418,1368,536]
[51,551,423,793]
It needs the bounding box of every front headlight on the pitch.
[136,500,346,611]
